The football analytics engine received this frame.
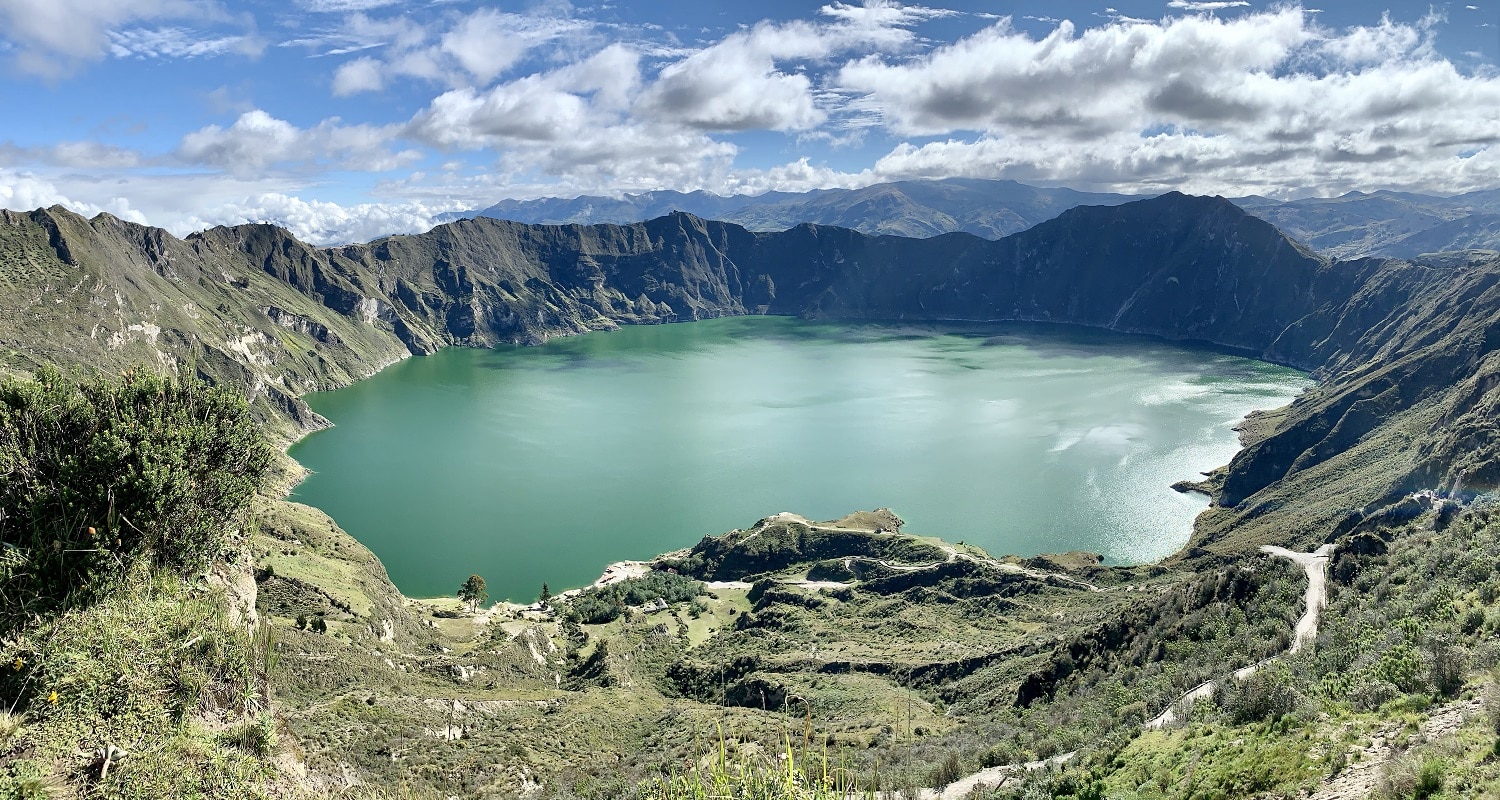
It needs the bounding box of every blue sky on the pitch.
[1,0,1497,243]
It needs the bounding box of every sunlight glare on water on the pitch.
[289,318,1311,600]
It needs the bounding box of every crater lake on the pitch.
[288,318,1311,601]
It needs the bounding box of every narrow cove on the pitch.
[287,317,1312,601]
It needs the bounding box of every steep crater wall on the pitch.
[3,192,1497,556]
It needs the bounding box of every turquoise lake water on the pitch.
[289,318,1311,601]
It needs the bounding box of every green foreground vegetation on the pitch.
[4,371,1500,799]
[0,370,275,797]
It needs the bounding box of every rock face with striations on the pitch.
[3,192,1498,556]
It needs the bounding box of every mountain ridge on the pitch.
[456,178,1139,240]
[450,178,1500,258]
[4,192,1498,561]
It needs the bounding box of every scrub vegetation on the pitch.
[0,370,275,797]
[3,196,1500,797]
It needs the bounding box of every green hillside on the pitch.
[3,195,1500,797]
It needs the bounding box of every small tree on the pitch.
[539,583,552,606]
[458,574,488,613]
[310,616,327,634]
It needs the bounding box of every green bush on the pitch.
[566,571,705,625]
[1374,645,1428,694]
[1217,666,1301,724]
[1415,759,1444,799]
[0,367,271,620]
[980,742,1016,768]
[927,753,963,789]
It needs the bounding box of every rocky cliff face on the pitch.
[3,193,1497,555]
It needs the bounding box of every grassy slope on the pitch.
[5,201,1500,796]
[244,508,1136,795]
[0,566,277,799]
[0,209,411,443]
[257,496,1500,798]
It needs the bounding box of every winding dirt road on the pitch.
[1143,543,1333,729]
[928,542,1336,798]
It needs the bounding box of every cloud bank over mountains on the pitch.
[0,0,1497,244]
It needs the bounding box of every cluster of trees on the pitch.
[566,571,704,624]
[294,613,329,634]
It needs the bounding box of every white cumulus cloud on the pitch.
[179,192,464,245]
[636,22,829,132]
[177,110,416,177]
[0,169,148,222]
[440,8,534,85]
[634,5,946,133]
[332,56,386,95]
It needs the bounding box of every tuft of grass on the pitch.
[219,712,279,757]
[8,771,67,800]
[639,732,870,800]
[0,711,23,748]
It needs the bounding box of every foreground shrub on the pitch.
[1217,666,1301,724]
[0,367,271,619]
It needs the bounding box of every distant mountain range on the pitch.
[448,179,1500,258]
[1232,189,1500,258]
[445,179,1137,240]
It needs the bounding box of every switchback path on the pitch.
[1143,543,1333,728]
[927,542,1335,798]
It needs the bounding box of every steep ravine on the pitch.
[2,192,1498,558]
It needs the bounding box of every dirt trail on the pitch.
[1307,697,1481,800]
[933,541,1335,798]
[922,753,1075,800]
[1263,543,1335,653]
[1142,543,1334,729]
